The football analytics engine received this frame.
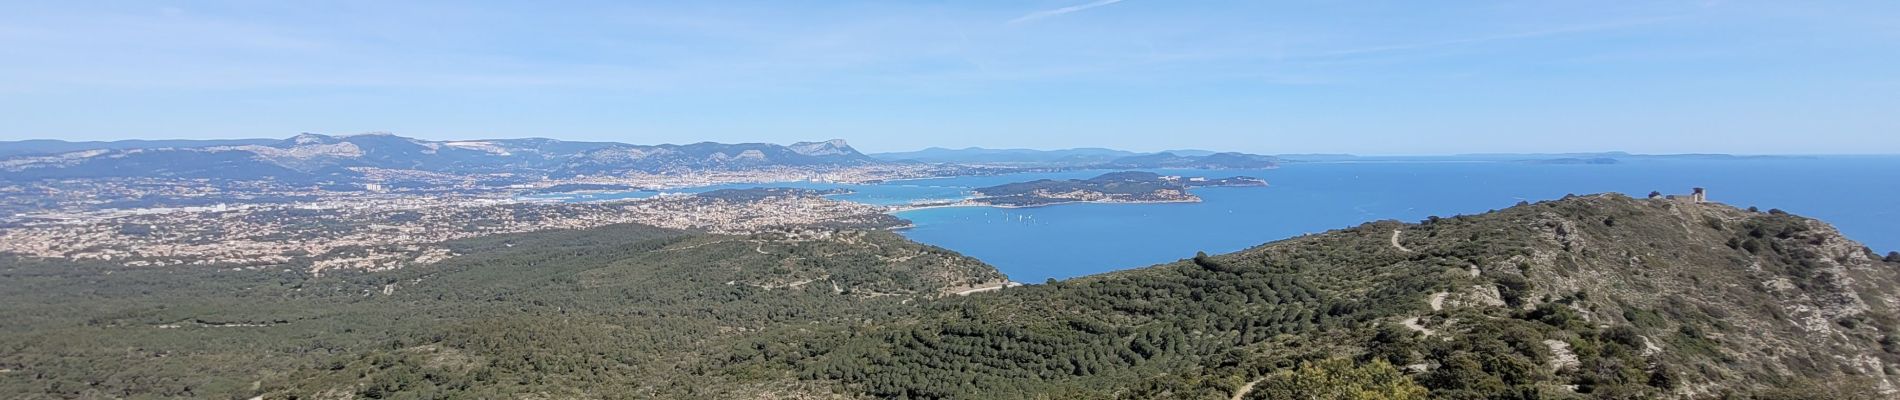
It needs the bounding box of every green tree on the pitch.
[1251,358,1428,400]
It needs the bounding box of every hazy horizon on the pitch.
[13,131,1900,156]
[7,132,1899,157]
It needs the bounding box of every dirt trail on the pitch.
[952,281,1021,295]
[1231,377,1265,400]
[1401,317,1435,336]
[1390,229,1414,253]
[1544,339,1580,371]
[651,239,734,252]
[1399,291,1452,337]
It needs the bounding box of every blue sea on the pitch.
[560,157,1900,282]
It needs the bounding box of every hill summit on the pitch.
[772,193,1900,398]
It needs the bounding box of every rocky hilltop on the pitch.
[1477,195,1900,395]
[780,193,1900,398]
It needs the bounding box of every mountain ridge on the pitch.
[0,133,880,182]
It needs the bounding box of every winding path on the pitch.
[1389,229,1414,253]
[1231,377,1265,400]
[1400,317,1435,337]
[952,281,1021,296]
[651,239,735,252]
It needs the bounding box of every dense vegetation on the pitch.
[746,194,1900,399]
[0,224,1001,398]
[4,194,1898,399]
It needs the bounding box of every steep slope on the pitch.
[0,147,327,182]
[0,139,281,158]
[1479,195,1900,397]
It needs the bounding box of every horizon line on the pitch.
[3,135,1897,158]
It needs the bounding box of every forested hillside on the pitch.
[0,224,1004,398]
[752,194,1900,399]
[4,194,1898,399]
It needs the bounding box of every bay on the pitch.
[892,157,1900,282]
[554,157,1900,283]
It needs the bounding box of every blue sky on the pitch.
[1,1,1895,154]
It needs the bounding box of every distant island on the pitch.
[967,171,1265,207]
[1095,152,1280,169]
[1520,157,1620,165]
[869,148,1281,169]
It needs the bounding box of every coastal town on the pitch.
[0,163,988,218]
[0,155,1270,275]
[0,180,900,274]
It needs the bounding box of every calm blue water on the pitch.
[556,157,1900,282]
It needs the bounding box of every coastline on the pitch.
[977,197,1203,209]
[885,197,1204,214]
[887,202,989,213]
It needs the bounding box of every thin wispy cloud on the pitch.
[1008,0,1123,25]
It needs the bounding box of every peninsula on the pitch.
[967,171,1265,207]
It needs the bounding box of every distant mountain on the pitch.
[0,133,881,182]
[869,147,1140,165]
[0,138,281,158]
[1097,151,1280,169]
[1157,149,1220,157]
[555,139,878,177]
